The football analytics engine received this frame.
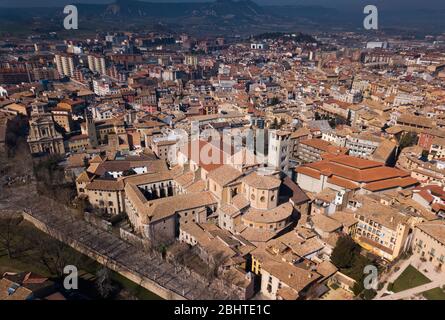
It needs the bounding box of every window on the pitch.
[260,196,265,202]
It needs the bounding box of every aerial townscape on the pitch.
[1,0,445,304]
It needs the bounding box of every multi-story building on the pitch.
[92,79,114,96]
[87,54,107,75]
[412,220,445,272]
[296,138,348,163]
[54,53,77,78]
[429,137,445,160]
[346,133,381,158]
[349,195,410,261]
[51,108,73,133]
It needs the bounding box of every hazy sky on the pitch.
[0,0,444,10]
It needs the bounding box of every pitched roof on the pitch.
[416,220,445,246]
[242,171,281,190]
[207,164,243,187]
[311,214,343,233]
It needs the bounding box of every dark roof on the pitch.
[280,176,310,205]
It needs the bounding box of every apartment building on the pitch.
[350,195,410,261]
[296,138,347,163]
[87,54,107,75]
[412,220,445,272]
[54,53,77,78]
[346,133,381,158]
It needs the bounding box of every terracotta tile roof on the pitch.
[242,172,281,190]
[311,214,342,233]
[76,171,93,184]
[231,194,250,211]
[219,204,241,218]
[298,155,411,185]
[261,259,321,293]
[363,177,418,192]
[86,179,125,191]
[144,192,217,223]
[238,226,277,243]
[280,176,310,205]
[329,155,383,170]
[327,176,360,190]
[207,164,243,187]
[277,233,324,257]
[316,260,338,279]
[242,202,293,224]
[186,179,206,193]
[300,138,347,155]
[330,211,358,228]
[295,166,321,179]
[416,220,445,246]
[276,287,299,300]
[356,198,408,230]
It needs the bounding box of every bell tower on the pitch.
[85,109,98,148]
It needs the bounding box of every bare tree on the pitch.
[0,214,21,259]
[96,267,116,299]
[26,230,82,277]
[205,251,228,282]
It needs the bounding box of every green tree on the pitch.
[331,235,359,269]
[399,132,418,150]
[269,97,280,106]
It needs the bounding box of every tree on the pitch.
[399,132,418,150]
[269,97,280,106]
[27,230,81,277]
[0,215,21,259]
[331,235,359,269]
[96,267,116,299]
[122,169,136,177]
[361,288,377,300]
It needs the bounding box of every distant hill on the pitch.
[0,0,443,36]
